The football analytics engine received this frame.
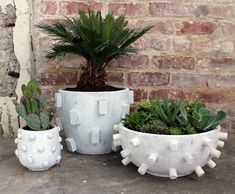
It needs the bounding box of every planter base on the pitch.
[114,123,228,179]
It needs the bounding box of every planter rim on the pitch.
[19,125,58,134]
[59,86,128,94]
[119,123,220,138]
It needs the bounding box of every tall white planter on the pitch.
[114,123,228,179]
[15,126,62,171]
[56,88,133,155]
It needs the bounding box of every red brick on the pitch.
[173,38,192,51]
[106,72,124,85]
[210,6,234,18]
[222,23,235,35]
[40,72,78,85]
[176,22,215,35]
[133,89,148,101]
[149,3,193,17]
[213,75,235,88]
[192,39,213,51]
[149,89,194,101]
[59,1,103,15]
[152,56,195,70]
[39,1,57,15]
[150,38,171,51]
[108,3,145,16]
[108,55,149,68]
[209,58,235,69]
[170,73,211,87]
[128,72,169,86]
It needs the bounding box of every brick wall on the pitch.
[32,0,235,133]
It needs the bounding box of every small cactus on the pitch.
[14,80,50,131]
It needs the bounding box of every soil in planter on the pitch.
[23,125,53,131]
[65,84,124,92]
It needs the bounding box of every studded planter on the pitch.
[15,126,62,171]
[113,123,228,179]
[55,88,133,155]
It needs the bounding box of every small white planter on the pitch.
[114,123,228,179]
[56,88,133,155]
[14,126,62,171]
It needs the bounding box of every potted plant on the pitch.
[14,80,62,171]
[113,98,228,179]
[37,9,152,154]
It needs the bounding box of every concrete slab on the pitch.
[0,134,235,194]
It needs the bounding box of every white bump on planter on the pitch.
[207,159,216,169]
[121,104,130,119]
[17,133,22,139]
[58,137,62,143]
[15,149,19,157]
[195,166,205,177]
[43,161,49,167]
[91,127,100,145]
[27,157,34,163]
[55,93,62,107]
[216,125,221,131]
[113,124,119,132]
[138,163,148,175]
[60,145,63,150]
[169,168,178,180]
[121,149,130,158]
[98,99,108,115]
[203,137,212,147]
[148,153,158,165]
[113,140,122,147]
[113,134,121,141]
[65,137,77,152]
[217,140,224,148]
[112,144,121,152]
[21,145,27,152]
[129,90,134,104]
[56,117,63,131]
[210,148,221,158]
[169,140,178,152]
[29,134,36,141]
[47,132,53,139]
[70,109,80,125]
[184,153,194,165]
[14,138,18,144]
[56,155,61,164]
[218,132,228,141]
[121,157,131,166]
[51,145,56,153]
[130,137,140,147]
[37,145,45,153]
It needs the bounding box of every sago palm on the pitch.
[37,9,152,91]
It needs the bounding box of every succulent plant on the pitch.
[140,120,169,134]
[13,80,50,131]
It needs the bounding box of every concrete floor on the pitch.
[0,135,235,194]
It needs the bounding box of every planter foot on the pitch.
[121,149,130,158]
[138,163,148,175]
[218,132,228,141]
[66,137,77,152]
[169,168,177,179]
[210,148,221,158]
[122,157,131,166]
[207,159,216,169]
[217,140,224,148]
[195,166,205,177]
[148,153,158,165]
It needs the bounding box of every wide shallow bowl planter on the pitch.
[56,88,134,155]
[113,123,228,179]
[14,126,62,171]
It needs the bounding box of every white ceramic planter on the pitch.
[14,126,62,171]
[56,88,133,155]
[114,123,228,179]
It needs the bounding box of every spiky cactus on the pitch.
[13,80,50,131]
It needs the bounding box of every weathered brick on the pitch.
[108,3,145,16]
[106,72,124,85]
[192,39,213,51]
[128,72,169,86]
[40,71,78,85]
[150,38,171,51]
[176,22,215,35]
[194,5,210,17]
[173,37,192,51]
[209,58,235,69]
[149,3,193,17]
[108,55,149,68]
[170,73,211,87]
[39,1,57,15]
[222,23,235,35]
[152,56,195,70]
[212,75,235,88]
[59,1,103,15]
[210,5,234,18]
[133,89,148,101]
